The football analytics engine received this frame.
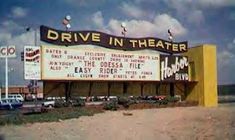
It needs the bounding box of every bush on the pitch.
[129,96,139,104]
[157,98,168,105]
[55,99,85,107]
[166,96,180,103]
[103,101,118,111]
[63,102,70,107]
[71,99,85,107]
[156,96,181,105]
[118,96,130,108]
[54,100,64,108]
[92,96,99,101]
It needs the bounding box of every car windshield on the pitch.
[1,100,8,103]
[8,99,13,103]
[8,99,19,103]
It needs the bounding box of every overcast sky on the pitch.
[0,0,235,86]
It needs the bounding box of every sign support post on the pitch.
[0,46,16,99]
[0,83,1,100]
[5,56,8,99]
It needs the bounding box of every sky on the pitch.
[0,0,235,86]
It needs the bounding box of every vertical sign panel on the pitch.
[24,46,41,80]
[160,55,189,81]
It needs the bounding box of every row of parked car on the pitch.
[0,94,24,110]
[0,98,23,110]
[1,93,44,102]
[0,93,41,110]
[0,94,180,110]
[0,94,65,110]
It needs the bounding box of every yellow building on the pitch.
[184,44,218,107]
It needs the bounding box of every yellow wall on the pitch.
[185,44,218,107]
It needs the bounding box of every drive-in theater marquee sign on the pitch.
[40,25,189,81]
[40,25,187,54]
[41,46,160,81]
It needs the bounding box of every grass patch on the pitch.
[0,107,103,126]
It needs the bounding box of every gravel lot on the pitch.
[0,103,235,140]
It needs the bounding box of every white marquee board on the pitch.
[41,45,160,81]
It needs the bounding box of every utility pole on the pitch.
[5,53,8,99]
[34,28,37,97]
[168,29,175,97]
[121,22,128,95]
[62,15,72,101]
[0,83,2,100]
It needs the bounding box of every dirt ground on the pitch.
[0,103,235,140]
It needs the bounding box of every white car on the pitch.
[8,94,24,102]
[42,100,55,108]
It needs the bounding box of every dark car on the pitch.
[25,93,36,101]
[0,99,23,110]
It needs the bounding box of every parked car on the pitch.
[36,93,44,100]
[8,94,24,102]
[25,94,36,101]
[0,99,23,110]
[152,95,166,101]
[46,96,65,100]
[42,100,55,108]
